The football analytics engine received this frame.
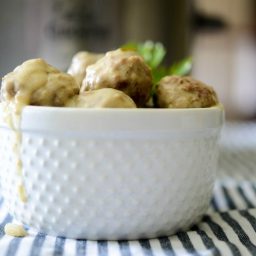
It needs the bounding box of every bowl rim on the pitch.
[21,104,223,111]
[0,104,224,132]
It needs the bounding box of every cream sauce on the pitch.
[65,88,137,108]
[1,101,27,202]
[4,223,28,237]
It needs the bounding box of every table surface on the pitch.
[1,121,256,256]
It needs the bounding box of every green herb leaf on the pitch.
[152,66,168,84]
[137,41,166,69]
[169,57,192,76]
[122,41,166,69]
[121,42,138,52]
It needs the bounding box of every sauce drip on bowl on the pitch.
[1,101,27,202]
[0,58,80,203]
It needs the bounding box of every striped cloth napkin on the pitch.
[0,121,256,256]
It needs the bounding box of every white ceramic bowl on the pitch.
[0,106,224,239]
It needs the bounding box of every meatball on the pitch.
[155,76,218,108]
[81,49,152,107]
[67,51,103,87]
[1,58,79,107]
[65,88,136,108]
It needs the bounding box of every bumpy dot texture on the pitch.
[0,129,219,239]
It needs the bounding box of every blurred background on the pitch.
[0,0,255,120]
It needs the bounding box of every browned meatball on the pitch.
[67,51,103,87]
[155,76,218,108]
[81,49,152,107]
[65,88,136,108]
[1,58,79,107]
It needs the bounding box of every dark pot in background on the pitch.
[0,0,191,75]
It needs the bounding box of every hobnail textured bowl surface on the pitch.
[0,106,224,239]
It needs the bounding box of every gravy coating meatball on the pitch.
[1,58,79,107]
[155,76,218,108]
[81,49,152,107]
[67,51,103,87]
[66,88,136,108]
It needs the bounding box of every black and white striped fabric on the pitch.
[0,121,256,256]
